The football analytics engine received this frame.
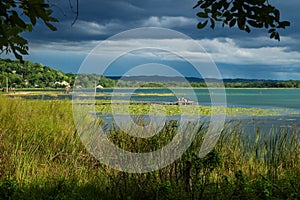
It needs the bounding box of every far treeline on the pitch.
[1,58,300,89]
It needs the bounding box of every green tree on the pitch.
[194,0,290,41]
[0,58,75,88]
[0,0,58,60]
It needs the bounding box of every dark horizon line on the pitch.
[104,75,293,82]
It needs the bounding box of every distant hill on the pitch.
[107,76,300,88]
[1,58,299,89]
[107,76,279,83]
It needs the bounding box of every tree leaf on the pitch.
[274,9,280,21]
[197,12,208,18]
[210,18,215,29]
[14,46,29,55]
[229,19,236,28]
[274,32,280,41]
[45,22,57,31]
[47,17,59,22]
[11,11,27,28]
[29,15,36,25]
[197,20,208,29]
[268,28,276,33]
[200,1,213,9]
[245,25,251,33]
[237,17,246,30]
[264,23,269,29]
[14,51,22,60]
[280,21,291,27]
[270,31,276,39]
[247,20,263,28]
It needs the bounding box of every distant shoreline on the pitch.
[1,87,300,95]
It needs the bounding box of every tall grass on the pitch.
[0,96,300,199]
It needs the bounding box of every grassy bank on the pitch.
[0,96,300,199]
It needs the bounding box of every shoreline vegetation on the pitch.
[1,58,300,89]
[3,87,300,91]
[0,96,300,199]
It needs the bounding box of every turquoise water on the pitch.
[95,88,300,110]
[19,88,300,110]
[92,88,300,131]
[45,88,296,133]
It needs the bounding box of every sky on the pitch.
[2,0,300,80]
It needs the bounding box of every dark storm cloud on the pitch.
[17,0,300,80]
[25,0,198,42]
[24,0,299,48]
[218,63,300,80]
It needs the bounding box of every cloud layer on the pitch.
[7,0,300,80]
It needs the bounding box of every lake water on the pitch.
[20,88,300,110]
[94,88,300,110]
[89,88,300,131]
[17,88,300,130]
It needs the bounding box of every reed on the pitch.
[0,96,299,199]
